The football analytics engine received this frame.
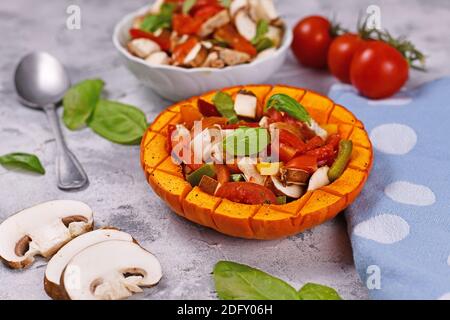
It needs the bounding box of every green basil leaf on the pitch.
[212,92,239,124]
[213,261,299,300]
[297,283,342,300]
[223,127,269,156]
[0,153,45,174]
[266,94,311,125]
[141,3,175,32]
[219,0,232,8]
[87,100,148,145]
[182,0,197,14]
[252,20,269,45]
[255,37,274,52]
[63,79,104,130]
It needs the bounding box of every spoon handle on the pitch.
[43,104,89,191]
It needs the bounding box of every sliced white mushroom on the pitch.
[149,0,165,14]
[127,38,161,59]
[198,10,231,38]
[271,176,303,198]
[266,25,283,47]
[62,240,162,300]
[249,0,279,21]
[0,200,94,269]
[217,47,251,66]
[237,157,266,185]
[145,51,170,65]
[307,119,328,140]
[230,0,248,17]
[184,43,208,67]
[44,228,133,300]
[259,116,270,128]
[234,90,258,119]
[308,166,331,191]
[235,10,257,41]
[256,48,277,60]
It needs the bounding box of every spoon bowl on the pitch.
[14,52,89,191]
[15,52,71,109]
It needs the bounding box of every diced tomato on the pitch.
[275,143,298,162]
[216,182,277,205]
[265,108,284,123]
[180,105,203,129]
[305,136,325,151]
[173,14,203,35]
[286,155,318,173]
[215,164,230,185]
[201,117,229,129]
[306,144,336,164]
[278,129,306,152]
[129,28,171,51]
[198,99,221,117]
[215,24,257,57]
[172,37,199,64]
[326,133,341,149]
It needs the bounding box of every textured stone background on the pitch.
[1,0,449,300]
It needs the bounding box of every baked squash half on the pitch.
[141,85,373,240]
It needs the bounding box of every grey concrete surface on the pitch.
[0,0,449,300]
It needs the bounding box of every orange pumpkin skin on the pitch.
[140,85,373,240]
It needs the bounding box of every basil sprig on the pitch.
[141,3,175,32]
[63,79,148,145]
[63,79,104,130]
[266,93,311,124]
[213,261,342,300]
[87,100,148,145]
[212,91,239,124]
[223,127,269,156]
[0,153,45,174]
[252,20,274,52]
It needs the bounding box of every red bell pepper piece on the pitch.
[215,24,257,57]
[172,37,199,64]
[279,129,306,152]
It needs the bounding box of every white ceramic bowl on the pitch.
[113,5,293,101]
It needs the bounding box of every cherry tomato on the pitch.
[305,136,324,151]
[276,143,298,163]
[306,144,336,164]
[350,41,409,99]
[286,155,318,173]
[328,34,365,83]
[216,182,277,205]
[292,16,332,69]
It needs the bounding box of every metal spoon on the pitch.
[14,52,89,191]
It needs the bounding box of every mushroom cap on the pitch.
[62,240,162,300]
[0,200,94,269]
[44,228,133,300]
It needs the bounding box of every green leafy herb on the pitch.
[213,261,299,300]
[255,37,274,52]
[140,3,175,32]
[223,127,269,157]
[297,283,342,300]
[87,100,148,145]
[219,0,232,8]
[212,92,239,124]
[0,153,45,174]
[266,94,311,125]
[63,79,104,130]
[252,20,269,45]
[182,0,197,14]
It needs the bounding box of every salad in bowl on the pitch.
[127,0,285,68]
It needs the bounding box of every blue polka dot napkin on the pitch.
[328,77,450,300]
